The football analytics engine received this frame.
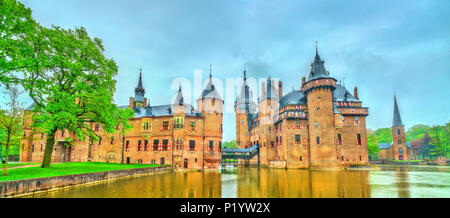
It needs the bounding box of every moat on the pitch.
[23,165,450,198]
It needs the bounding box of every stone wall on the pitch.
[0,166,169,198]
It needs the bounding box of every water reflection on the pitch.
[24,165,450,198]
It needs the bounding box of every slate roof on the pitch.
[200,79,222,100]
[132,104,202,118]
[306,47,333,82]
[173,86,184,105]
[378,142,412,149]
[393,95,404,127]
[134,71,145,102]
[333,84,361,102]
[279,90,306,108]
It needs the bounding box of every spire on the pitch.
[209,64,212,79]
[307,41,331,82]
[173,85,184,105]
[243,69,247,81]
[393,93,404,127]
[137,68,143,89]
[134,68,145,103]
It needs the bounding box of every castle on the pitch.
[377,94,413,160]
[19,69,224,170]
[235,47,370,168]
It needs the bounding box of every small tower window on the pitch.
[318,97,321,101]
[356,134,362,145]
[316,137,320,144]
[397,129,401,136]
[314,121,318,128]
[337,133,342,145]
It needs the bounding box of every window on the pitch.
[153,140,159,151]
[61,130,65,137]
[110,136,114,144]
[189,140,195,151]
[138,140,142,151]
[31,144,34,152]
[98,136,102,145]
[219,124,223,133]
[125,140,129,151]
[219,141,222,152]
[397,129,401,136]
[163,121,169,130]
[317,107,320,111]
[280,136,282,145]
[173,117,184,129]
[300,156,303,161]
[295,134,301,144]
[357,134,362,145]
[40,144,43,152]
[354,116,359,124]
[209,140,214,151]
[163,139,169,151]
[22,144,25,151]
[316,137,320,144]
[144,140,148,151]
[95,124,100,131]
[190,121,196,131]
[337,133,342,145]
[318,97,321,101]
[142,121,151,131]
[295,120,301,129]
[398,139,402,144]
[314,121,318,128]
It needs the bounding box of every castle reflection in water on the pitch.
[26,165,450,198]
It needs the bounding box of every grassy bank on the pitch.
[391,160,424,163]
[0,162,161,182]
[0,163,39,169]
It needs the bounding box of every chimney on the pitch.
[144,97,148,107]
[354,86,359,99]
[129,97,134,109]
[261,82,266,98]
[278,81,283,98]
[301,77,306,87]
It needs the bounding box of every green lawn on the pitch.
[0,162,161,182]
[0,163,39,169]
[391,160,424,162]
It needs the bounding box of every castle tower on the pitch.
[301,45,338,168]
[196,65,224,168]
[235,69,257,149]
[392,94,408,160]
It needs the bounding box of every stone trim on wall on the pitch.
[0,166,169,198]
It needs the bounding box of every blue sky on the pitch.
[17,0,450,141]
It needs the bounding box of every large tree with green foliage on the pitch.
[366,131,380,160]
[0,86,24,175]
[374,128,392,143]
[1,0,134,168]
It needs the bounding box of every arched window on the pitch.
[397,129,401,136]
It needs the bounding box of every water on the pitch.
[24,165,450,198]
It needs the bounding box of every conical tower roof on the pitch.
[307,43,333,82]
[173,85,184,105]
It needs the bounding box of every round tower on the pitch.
[301,45,338,168]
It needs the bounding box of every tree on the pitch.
[406,124,431,142]
[223,140,238,149]
[0,0,50,86]
[367,132,380,160]
[374,128,392,143]
[429,125,448,158]
[116,108,134,164]
[0,86,24,175]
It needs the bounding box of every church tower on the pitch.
[392,94,408,160]
[235,69,257,149]
[301,45,338,168]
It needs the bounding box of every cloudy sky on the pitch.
[18,0,450,141]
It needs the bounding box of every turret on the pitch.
[302,44,338,168]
